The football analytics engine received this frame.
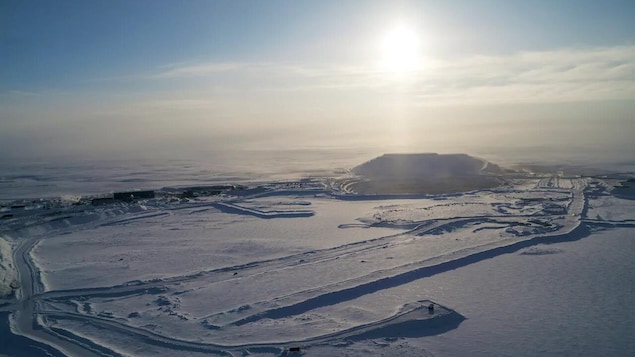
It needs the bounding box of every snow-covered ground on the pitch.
[1,164,634,356]
[0,237,17,298]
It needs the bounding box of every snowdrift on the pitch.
[0,237,17,298]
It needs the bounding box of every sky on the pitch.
[1,0,634,161]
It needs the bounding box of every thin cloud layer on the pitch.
[148,45,635,105]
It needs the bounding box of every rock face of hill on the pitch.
[612,178,635,200]
[348,153,504,194]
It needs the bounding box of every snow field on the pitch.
[7,172,635,356]
[22,177,596,351]
[31,197,410,291]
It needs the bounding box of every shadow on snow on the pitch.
[235,222,594,326]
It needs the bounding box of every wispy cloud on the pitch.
[411,46,635,104]
[146,45,635,105]
[151,62,284,79]
[1,90,41,97]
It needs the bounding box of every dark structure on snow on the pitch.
[91,197,117,206]
[113,190,155,201]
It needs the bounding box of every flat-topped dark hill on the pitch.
[353,153,503,178]
[348,153,504,194]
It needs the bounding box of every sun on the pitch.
[380,25,420,74]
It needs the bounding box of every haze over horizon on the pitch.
[1,0,634,162]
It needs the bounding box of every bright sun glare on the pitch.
[380,25,420,74]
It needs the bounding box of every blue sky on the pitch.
[3,0,634,90]
[1,0,634,159]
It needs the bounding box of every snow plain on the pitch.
[1,157,634,356]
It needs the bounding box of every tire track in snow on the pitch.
[38,300,462,354]
[11,233,106,356]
